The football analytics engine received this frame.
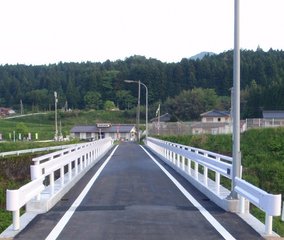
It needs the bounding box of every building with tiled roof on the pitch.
[70,123,136,141]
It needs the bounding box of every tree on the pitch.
[104,100,116,111]
[115,90,136,110]
[84,91,102,110]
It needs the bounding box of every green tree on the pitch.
[16,122,29,138]
[104,100,116,111]
[84,91,102,110]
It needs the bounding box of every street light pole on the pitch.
[231,0,242,198]
[54,91,58,141]
[124,80,148,141]
[137,80,141,141]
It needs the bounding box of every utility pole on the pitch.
[137,80,141,142]
[20,100,23,115]
[231,0,242,199]
[54,91,58,141]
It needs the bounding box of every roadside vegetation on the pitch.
[157,127,284,236]
[0,109,136,141]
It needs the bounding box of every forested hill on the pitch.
[0,49,284,118]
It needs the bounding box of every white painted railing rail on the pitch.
[147,137,232,186]
[6,137,113,231]
[0,143,81,158]
[146,137,282,237]
[234,177,282,235]
[6,177,45,230]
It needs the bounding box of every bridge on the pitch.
[1,138,282,239]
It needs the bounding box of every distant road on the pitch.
[3,112,48,120]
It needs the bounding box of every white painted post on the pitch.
[281,202,284,221]
[195,162,199,179]
[239,196,245,214]
[215,156,221,194]
[177,154,180,168]
[182,155,185,171]
[75,158,78,175]
[204,153,208,186]
[60,166,64,187]
[204,166,208,186]
[68,162,72,181]
[80,157,83,171]
[13,209,20,231]
[265,214,273,235]
[50,172,54,195]
[187,158,191,176]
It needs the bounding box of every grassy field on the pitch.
[0,110,135,141]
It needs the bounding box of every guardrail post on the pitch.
[50,172,54,195]
[239,195,245,214]
[75,158,78,175]
[215,156,221,194]
[282,201,284,221]
[60,166,64,187]
[68,162,72,181]
[265,214,273,235]
[187,158,191,176]
[177,154,180,168]
[182,155,185,171]
[195,162,198,179]
[204,153,208,186]
[13,209,20,231]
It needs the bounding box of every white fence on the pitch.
[6,138,113,231]
[0,143,81,158]
[146,137,282,236]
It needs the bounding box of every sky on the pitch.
[0,0,283,65]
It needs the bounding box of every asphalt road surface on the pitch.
[14,142,263,240]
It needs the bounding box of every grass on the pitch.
[0,109,136,141]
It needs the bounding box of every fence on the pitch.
[0,143,81,158]
[149,118,284,136]
[6,137,113,231]
[146,137,282,236]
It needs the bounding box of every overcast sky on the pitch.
[0,0,283,65]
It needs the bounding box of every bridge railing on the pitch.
[6,137,113,231]
[234,177,282,235]
[146,137,282,236]
[0,143,81,158]
[147,137,232,191]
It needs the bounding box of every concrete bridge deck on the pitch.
[14,142,263,240]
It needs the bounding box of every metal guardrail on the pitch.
[6,138,113,231]
[234,177,282,235]
[146,137,282,236]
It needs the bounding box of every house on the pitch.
[191,110,232,135]
[70,123,136,141]
[262,110,284,119]
[261,110,284,128]
[0,107,16,117]
[200,110,231,123]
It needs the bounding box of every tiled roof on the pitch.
[71,124,135,133]
[262,110,284,119]
[200,110,230,117]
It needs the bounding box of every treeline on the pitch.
[0,48,284,119]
